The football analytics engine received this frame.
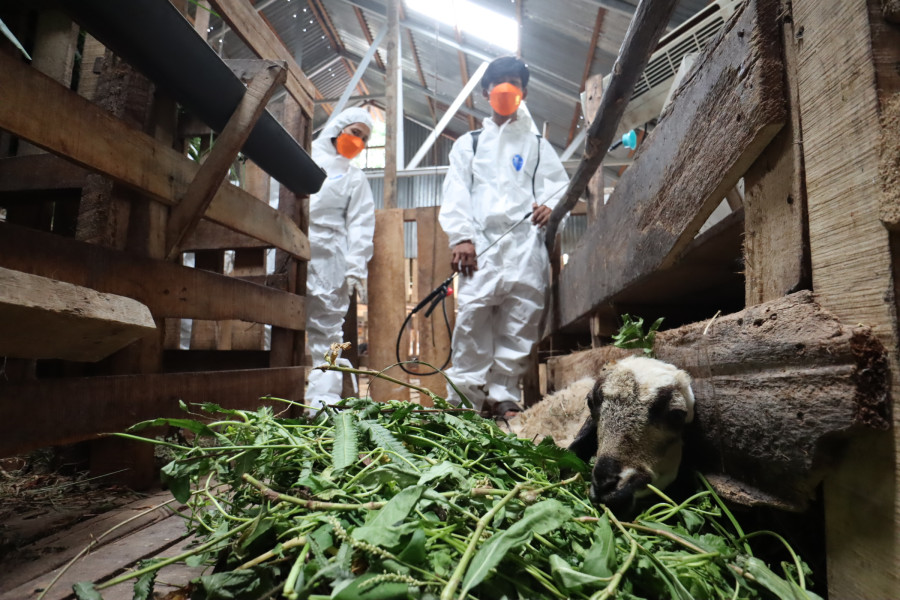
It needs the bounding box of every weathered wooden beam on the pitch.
[383,0,401,210]
[367,209,409,401]
[792,0,900,596]
[0,266,155,362]
[0,224,304,330]
[543,0,679,247]
[555,0,786,329]
[0,154,88,192]
[166,61,286,259]
[742,4,809,306]
[0,366,305,458]
[546,291,890,511]
[0,53,310,261]
[414,207,454,402]
[209,0,316,118]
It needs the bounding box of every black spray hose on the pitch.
[396,273,455,376]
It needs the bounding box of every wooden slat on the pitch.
[367,209,409,401]
[166,61,286,258]
[0,154,88,191]
[743,7,809,306]
[0,366,305,457]
[0,52,309,261]
[546,291,890,510]
[555,0,785,329]
[210,0,316,117]
[0,511,189,600]
[0,491,176,593]
[0,223,304,330]
[414,207,454,402]
[792,0,900,596]
[0,266,155,361]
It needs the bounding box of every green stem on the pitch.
[243,473,385,511]
[282,543,311,600]
[441,483,524,600]
[590,538,639,600]
[319,363,440,401]
[623,522,710,554]
[97,519,255,589]
[237,535,307,570]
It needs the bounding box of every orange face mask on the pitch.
[336,133,366,159]
[489,82,523,117]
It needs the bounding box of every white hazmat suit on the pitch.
[306,107,375,409]
[439,108,569,414]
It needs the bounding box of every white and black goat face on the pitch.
[568,356,695,516]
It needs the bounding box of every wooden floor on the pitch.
[0,489,198,600]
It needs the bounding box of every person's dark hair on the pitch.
[481,56,529,92]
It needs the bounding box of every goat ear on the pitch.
[674,372,695,423]
[568,417,598,461]
[586,376,605,415]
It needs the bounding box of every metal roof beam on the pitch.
[406,61,488,169]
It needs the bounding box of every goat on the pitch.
[568,355,695,516]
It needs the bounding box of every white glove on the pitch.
[346,274,368,304]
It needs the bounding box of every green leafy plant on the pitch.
[612,314,664,356]
[69,383,820,600]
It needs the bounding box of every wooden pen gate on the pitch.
[0,2,316,488]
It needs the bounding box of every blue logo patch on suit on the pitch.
[512,154,524,171]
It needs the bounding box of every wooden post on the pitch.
[383,0,400,210]
[270,97,310,394]
[791,0,900,596]
[415,208,455,404]
[742,2,809,305]
[367,210,409,401]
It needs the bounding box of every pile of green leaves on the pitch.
[77,397,821,600]
[612,314,664,356]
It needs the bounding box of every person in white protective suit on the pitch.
[438,56,569,417]
[306,107,375,410]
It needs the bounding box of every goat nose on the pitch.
[591,456,623,496]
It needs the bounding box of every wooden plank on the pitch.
[0,491,176,593]
[0,366,305,457]
[382,0,400,210]
[270,98,309,379]
[1,511,189,600]
[209,0,316,117]
[0,52,309,261]
[230,249,268,350]
[743,4,809,306]
[181,219,274,252]
[743,128,807,303]
[0,266,155,362]
[414,207,454,402]
[0,154,88,191]
[167,61,286,258]
[546,291,890,510]
[366,209,409,401]
[792,0,900,596]
[555,0,786,329]
[0,223,305,330]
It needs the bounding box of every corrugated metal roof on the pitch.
[207,0,711,157]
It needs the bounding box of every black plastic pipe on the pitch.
[61,0,326,197]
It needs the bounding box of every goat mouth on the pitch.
[590,471,653,516]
